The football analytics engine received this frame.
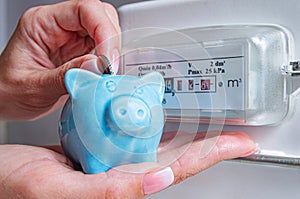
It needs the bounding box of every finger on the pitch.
[107,163,175,197]
[34,54,111,119]
[102,2,121,36]
[165,132,257,184]
[43,145,64,154]
[51,0,121,72]
[101,2,121,73]
[41,54,98,96]
[85,1,121,74]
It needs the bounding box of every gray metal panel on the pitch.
[151,161,300,199]
[0,0,7,52]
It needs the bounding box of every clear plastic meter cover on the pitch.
[122,25,292,126]
[72,25,292,173]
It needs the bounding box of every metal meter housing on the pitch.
[122,25,292,126]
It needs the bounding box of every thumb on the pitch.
[42,54,105,96]
[110,163,175,197]
[77,166,174,198]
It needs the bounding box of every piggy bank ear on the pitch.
[64,68,100,97]
[140,72,165,101]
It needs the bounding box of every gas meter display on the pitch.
[122,25,292,126]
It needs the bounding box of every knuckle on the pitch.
[103,2,118,16]
[172,159,188,184]
[75,0,103,9]
[20,6,42,26]
[214,138,228,162]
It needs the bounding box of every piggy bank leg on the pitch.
[64,131,111,174]
[81,151,111,174]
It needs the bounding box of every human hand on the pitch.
[0,0,120,120]
[0,132,256,198]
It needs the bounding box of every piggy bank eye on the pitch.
[106,80,116,92]
[119,108,127,116]
[134,86,144,95]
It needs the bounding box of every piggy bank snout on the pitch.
[107,96,151,136]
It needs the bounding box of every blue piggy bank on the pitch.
[59,69,165,174]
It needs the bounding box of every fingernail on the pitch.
[111,48,120,74]
[80,58,101,74]
[240,144,260,157]
[142,167,174,195]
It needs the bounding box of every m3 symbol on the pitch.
[227,78,242,88]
